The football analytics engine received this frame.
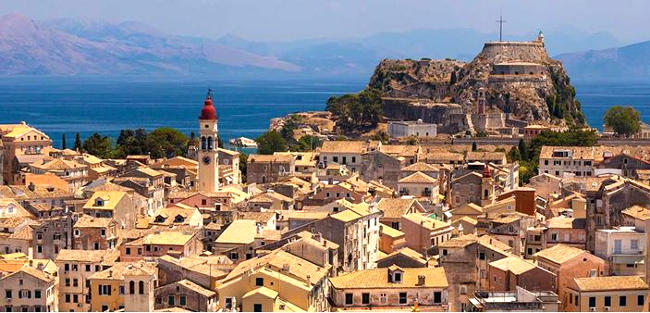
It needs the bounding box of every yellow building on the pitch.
[55,249,120,312]
[217,249,330,312]
[88,261,157,312]
[329,266,449,311]
[566,275,648,312]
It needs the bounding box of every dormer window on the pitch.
[94,198,105,207]
[174,215,185,223]
[388,266,404,283]
[155,215,166,223]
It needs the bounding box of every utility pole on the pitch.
[496,15,506,42]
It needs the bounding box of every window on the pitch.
[119,286,124,295]
[129,281,135,294]
[631,239,639,250]
[394,272,402,283]
[101,305,108,312]
[442,249,448,256]
[73,294,78,303]
[64,264,70,271]
[168,295,175,305]
[399,292,407,304]
[620,295,627,306]
[638,295,645,306]
[225,298,233,310]
[391,222,400,230]
[589,297,596,308]
[139,281,144,294]
[253,304,263,312]
[65,278,70,287]
[65,294,70,303]
[345,293,353,305]
[362,293,370,305]
[180,295,186,306]
[255,277,264,286]
[604,296,611,306]
[5,290,11,298]
[479,252,485,260]
[551,233,558,241]
[126,247,131,255]
[73,279,78,287]
[434,291,442,304]
[34,290,41,299]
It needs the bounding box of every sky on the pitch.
[1,0,649,44]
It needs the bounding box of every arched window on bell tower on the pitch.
[207,137,214,150]
[201,137,207,150]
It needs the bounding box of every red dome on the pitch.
[482,166,492,178]
[199,97,217,120]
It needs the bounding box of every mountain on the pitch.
[0,14,299,77]
[556,40,650,81]
[0,14,624,79]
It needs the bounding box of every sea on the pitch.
[0,78,649,149]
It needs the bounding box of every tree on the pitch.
[326,89,383,131]
[74,133,82,151]
[113,128,148,158]
[295,135,321,152]
[507,146,521,163]
[449,71,457,85]
[256,130,287,155]
[146,128,189,158]
[239,153,249,182]
[217,135,224,148]
[406,136,418,146]
[61,133,67,150]
[518,139,529,161]
[604,106,641,137]
[82,133,112,158]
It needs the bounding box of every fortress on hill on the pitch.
[369,32,585,136]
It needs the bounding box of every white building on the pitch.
[594,226,645,276]
[388,120,437,138]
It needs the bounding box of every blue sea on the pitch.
[0,78,649,149]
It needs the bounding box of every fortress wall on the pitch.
[382,98,465,133]
[480,41,547,63]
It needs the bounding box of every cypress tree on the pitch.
[518,139,529,161]
[61,133,67,150]
[74,133,82,151]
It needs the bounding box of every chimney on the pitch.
[28,182,35,191]
[282,264,290,271]
[108,270,113,278]
[417,275,426,286]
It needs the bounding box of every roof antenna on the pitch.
[206,88,213,100]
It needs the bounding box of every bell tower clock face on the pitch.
[202,156,211,165]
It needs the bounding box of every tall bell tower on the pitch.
[198,89,219,193]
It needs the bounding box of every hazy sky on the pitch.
[2,0,649,43]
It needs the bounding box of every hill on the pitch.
[556,40,650,81]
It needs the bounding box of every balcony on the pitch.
[610,253,644,265]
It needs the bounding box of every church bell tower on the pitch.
[198,90,219,193]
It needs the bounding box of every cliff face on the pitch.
[368,35,586,127]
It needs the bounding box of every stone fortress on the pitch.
[369,31,583,136]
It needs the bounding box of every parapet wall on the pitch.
[480,41,548,63]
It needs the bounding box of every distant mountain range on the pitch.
[556,41,650,81]
[0,13,647,80]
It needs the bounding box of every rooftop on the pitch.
[215,219,257,245]
[329,267,448,289]
[572,275,648,292]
